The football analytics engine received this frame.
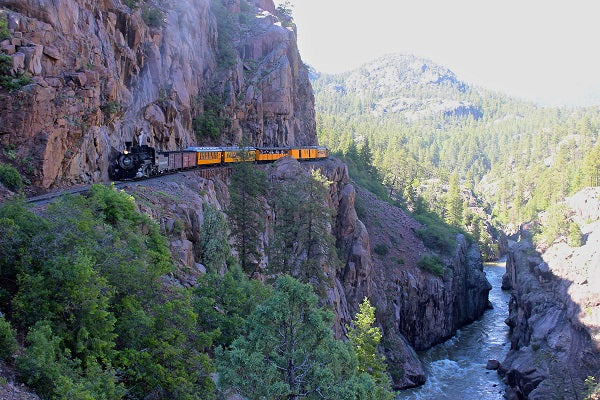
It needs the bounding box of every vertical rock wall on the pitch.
[305,158,492,389]
[499,189,600,399]
[0,0,316,189]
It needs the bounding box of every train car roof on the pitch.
[186,146,223,152]
[256,147,290,151]
[160,149,197,153]
[221,146,256,151]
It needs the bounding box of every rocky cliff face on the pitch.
[264,157,492,389]
[0,0,316,189]
[354,185,491,388]
[499,188,600,399]
[118,157,492,391]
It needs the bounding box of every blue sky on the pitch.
[275,0,600,106]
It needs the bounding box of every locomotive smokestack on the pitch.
[125,141,132,152]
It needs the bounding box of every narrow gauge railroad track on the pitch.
[26,165,233,206]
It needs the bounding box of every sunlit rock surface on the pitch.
[0,0,315,188]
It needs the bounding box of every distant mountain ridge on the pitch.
[312,52,600,231]
[312,54,483,122]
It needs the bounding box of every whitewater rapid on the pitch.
[397,260,510,399]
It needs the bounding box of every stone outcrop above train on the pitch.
[0,0,316,189]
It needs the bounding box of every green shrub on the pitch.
[142,6,164,28]
[584,376,600,400]
[193,94,229,140]
[123,0,139,8]
[0,314,17,361]
[373,244,389,256]
[172,218,185,235]
[16,321,124,399]
[417,254,445,277]
[0,17,9,41]
[3,148,16,161]
[534,204,569,247]
[101,101,122,115]
[568,221,583,247]
[415,212,458,254]
[0,54,32,91]
[0,163,23,191]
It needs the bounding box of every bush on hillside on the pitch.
[0,17,9,40]
[0,163,23,191]
[0,314,17,361]
[142,6,163,28]
[568,221,583,247]
[417,254,445,277]
[414,211,458,254]
[373,244,389,256]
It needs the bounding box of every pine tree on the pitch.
[584,142,600,186]
[347,298,394,400]
[298,169,338,290]
[217,276,380,400]
[200,204,230,272]
[268,177,301,276]
[359,137,374,173]
[445,173,463,227]
[227,154,267,277]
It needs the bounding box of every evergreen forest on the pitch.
[0,170,395,399]
[313,54,600,245]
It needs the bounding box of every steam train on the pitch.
[109,140,329,180]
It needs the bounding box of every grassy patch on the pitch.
[414,211,459,254]
[0,54,32,92]
[417,254,445,277]
[0,17,9,40]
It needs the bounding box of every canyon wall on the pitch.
[499,188,600,399]
[123,157,492,390]
[0,0,316,189]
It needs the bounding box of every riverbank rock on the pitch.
[499,188,600,399]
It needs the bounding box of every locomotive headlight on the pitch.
[123,150,129,154]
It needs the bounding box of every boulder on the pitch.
[20,44,43,75]
[10,52,25,74]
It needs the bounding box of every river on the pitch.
[397,260,510,400]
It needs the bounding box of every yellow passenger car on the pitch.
[256,147,289,162]
[316,146,329,158]
[187,147,222,165]
[223,147,256,163]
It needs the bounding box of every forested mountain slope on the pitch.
[313,54,600,228]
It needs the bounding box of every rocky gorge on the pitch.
[0,0,496,395]
[499,188,600,399]
[113,155,493,390]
